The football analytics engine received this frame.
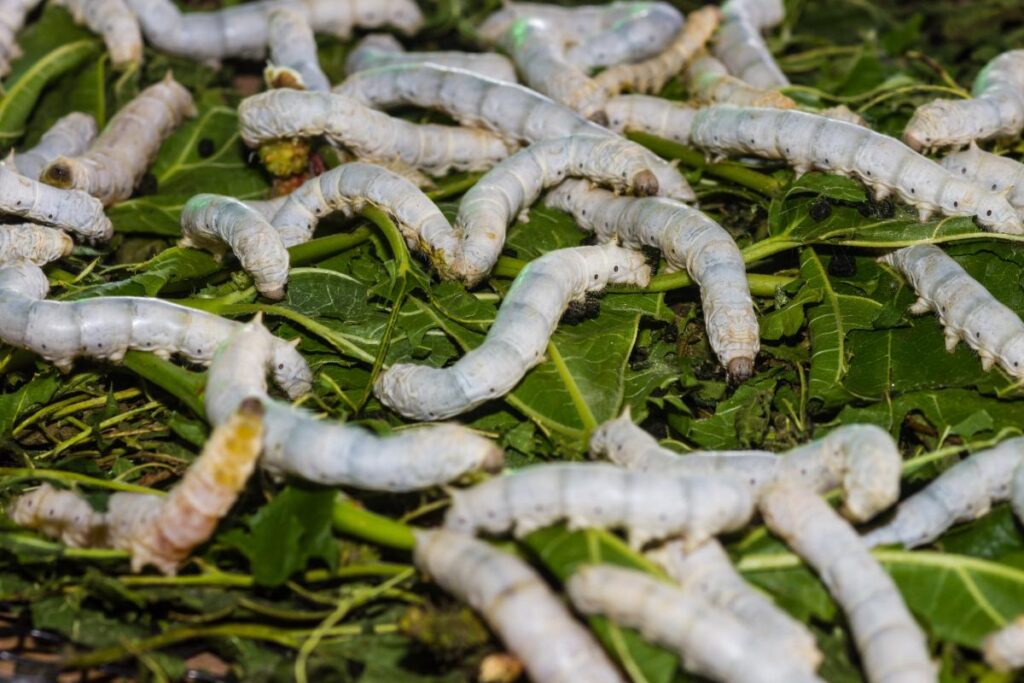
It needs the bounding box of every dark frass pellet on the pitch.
[809,197,831,222]
[197,138,216,157]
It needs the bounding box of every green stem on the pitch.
[636,272,796,296]
[332,495,415,552]
[120,352,206,418]
[222,302,376,364]
[0,468,163,495]
[0,532,128,560]
[289,227,372,266]
[427,173,482,200]
[547,339,598,432]
[116,562,411,588]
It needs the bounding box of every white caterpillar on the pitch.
[55,0,143,67]
[123,0,423,63]
[11,112,97,181]
[10,399,265,575]
[264,8,330,91]
[648,540,822,669]
[567,564,824,683]
[333,63,696,201]
[374,243,652,420]
[863,437,1024,549]
[544,179,759,380]
[443,462,754,549]
[204,318,504,492]
[42,73,196,206]
[0,262,311,395]
[903,49,1024,152]
[0,224,73,266]
[713,0,789,90]
[604,94,698,144]
[686,53,795,108]
[985,617,1024,673]
[939,142,1024,211]
[879,244,1024,379]
[345,33,517,83]
[0,162,112,243]
[0,0,40,78]
[593,6,722,97]
[820,105,868,128]
[687,106,1022,233]
[180,194,290,300]
[414,529,626,683]
[238,89,516,178]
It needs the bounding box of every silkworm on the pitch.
[593,6,721,97]
[648,540,822,669]
[0,224,73,266]
[345,33,517,83]
[374,244,652,420]
[713,0,790,89]
[543,179,759,379]
[0,0,40,78]
[180,194,290,300]
[879,244,1024,379]
[567,564,824,683]
[903,49,1024,152]
[42,73,196,206]
[721,0,785,30]
[443,462,754,549]
[604,94,698,144]
[11,112,97,180]
[55,0,143,66]
[761,485,936,683]
[686,54,795,108]
[414,529,626,683]
[820,104,868,127]
[939,142,1024,211]
[204,317,504,491]
[985,617,1024,673]
[124,0,424,63]
[264,8,330,91]
[238,89,516,178]
[590,413,901,522]
[688,106,1022,233]
[334,63,696,201]
[0,262,312,395]
[10,399,266,575]
[863,437,1024,549]
[0,162,112,243]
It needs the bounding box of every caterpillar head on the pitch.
[587,408,638,463]
[388,0,425,36]
[974,193,1023,235]
[831,424,901,522]
[270,338,313,399]
[41,156,80,190]
[902,100,971,152]
[997,335,1024,380]
[604,245,652,287]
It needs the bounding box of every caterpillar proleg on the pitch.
[0,162,112,243]
[686,54,795,108]
[345,34,517,83]
[414,529,627,683]
[985,617,1024,673]
[55,0,143,66]
[264,8,330,91]
[374,244,652,420]
[0,0,41,77]
[939,142,1024,211]
[0,224,74,266]
[11,112,97,180]
[712,0,789,89]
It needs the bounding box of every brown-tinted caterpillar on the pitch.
[264,7,330,91]
[11,112,97,180]
[985,617,1024,673]
[0,0,40,77]
[939,142,1024,211]
[0,162,113,243]
[55,0,143,66]
[686,53,795,108]
[713,0,789,89]
[0,224,73,266]
[345,33,517,83]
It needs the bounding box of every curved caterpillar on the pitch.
[686,54,795,109]
[264,8,330,91]
[0,162,112,243]
[180,194,290,300]
[903,50,1024,152]
[721,0,785,30]
[985,617,1024,673]
[414,529,626,683]
[123,0,423,63]
[939,142,1024,211]
[593,6,721,97]
[863,437,1024,549]
[443,462,754,550]
[0,0,40,78]
[345,33,517,83]
[760,485,936,683]
[374,243,652,420]
[238,89,516,178]
[205,318,504,492]
[10,399,265,575]
[567,564,824,683]
[42,73,196,206]
[0,224,73,266]
[880,244,1024,380]
[544,179,759,380]
[0,262,311,395]
[713,0,789,90]
[11,112,97,181]
[649,540,822,669]
[333,64,696,201]
[55,0,143,66]
[688,106,1022,233]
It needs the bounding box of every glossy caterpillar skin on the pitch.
[414,530,626,683]
[686,54,795,109]
[0,162,112,243]
[985,617,1024,673]
[0,262,311,395]
[904,50,1024,152]
[863,437,1024,549]
[42,73,196,206]
[544,179,759,380]
[760,485,936,683]
[180,194,290,300]
[0,0,40,77]
[713,0,789,89]
[374,244,652,421]
[443,462,754,550]
[205,319,504,492]
[334,64,696,201]
[0,224,73,266]
[590,414,901,522]
[238,89,516,178]
[688,106,1022,233]
[567,565,824,683]
[264,8,330,91]
[123,0,423,63]
[649,540,822,669]
[11,112,97,181]
[10,399,266,575]
[939,142,1024,211]
[604,94,699,144]
[55,0,143,66]
[345,33,517,83]
[880,244,1024,380]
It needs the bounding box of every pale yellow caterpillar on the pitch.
[0,161,113,243]
[345,33,517,83]
[11,112,97,180]
[55,0,143,66]
[264,7,330,91]
[985,617,1024,673]
[0,224,73,266]
[0,0,41,78]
